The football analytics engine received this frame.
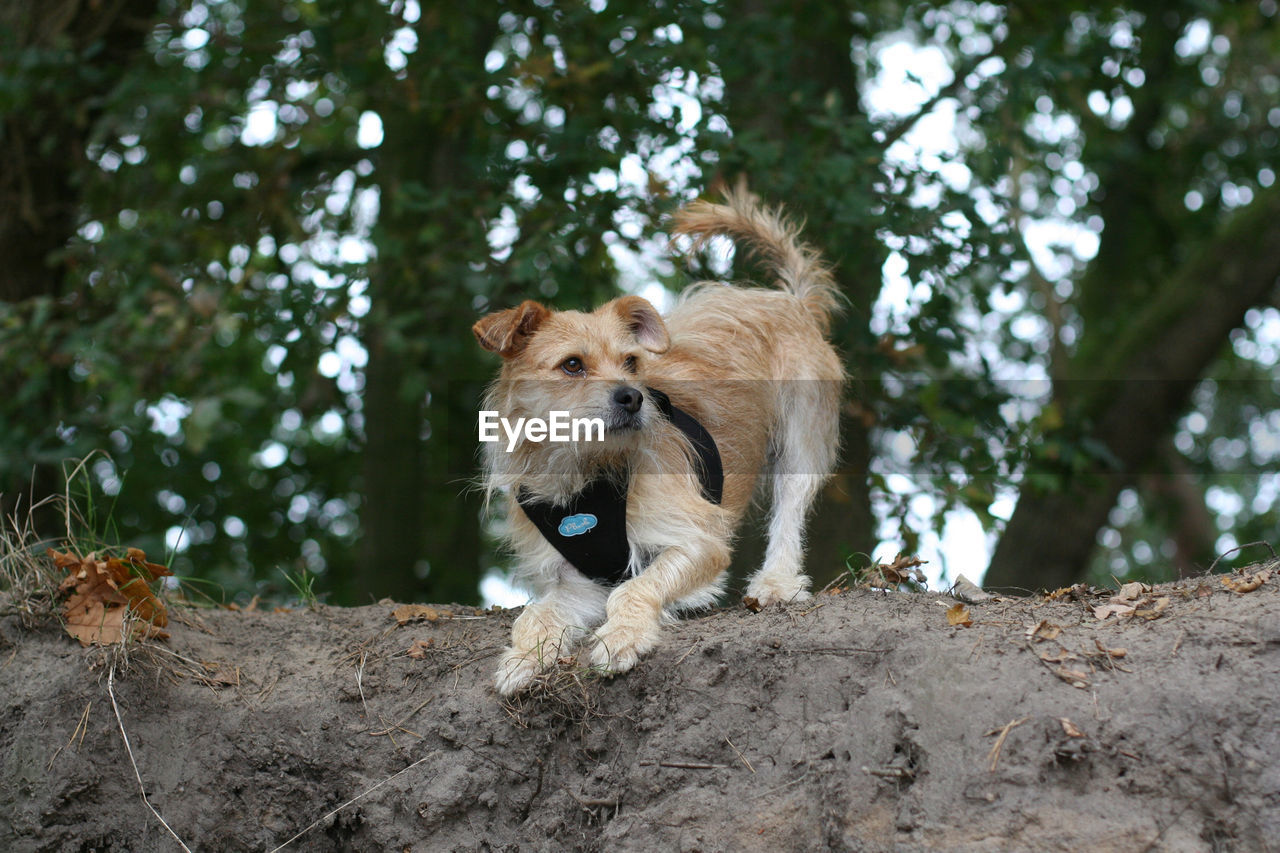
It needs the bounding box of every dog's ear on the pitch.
[473,300,550,357]
[613,295,669,354]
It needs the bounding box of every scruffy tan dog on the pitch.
[473,188,843,695]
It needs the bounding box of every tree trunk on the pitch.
[984,189,1280,591]
[0,0,157,531]
[1140,446,1217,580]
[350,17,497,606]
[354,323,429,603]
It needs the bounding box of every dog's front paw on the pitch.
[745,572,812,607]
[588,619,659,675]
[494,647,547,696]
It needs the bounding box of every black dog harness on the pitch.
[516,388,723,585]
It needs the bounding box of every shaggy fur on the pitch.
[473,188,844,695]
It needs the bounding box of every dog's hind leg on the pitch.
[746,380,840,606]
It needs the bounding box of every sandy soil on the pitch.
[2,564,1278,852]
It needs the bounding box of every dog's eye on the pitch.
[560,357,585,376]
[623,355,638,374]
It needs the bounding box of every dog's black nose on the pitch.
[612,386,643,414]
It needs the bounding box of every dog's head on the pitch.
[474,295,669,445]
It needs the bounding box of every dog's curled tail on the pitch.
[672,185,842,335]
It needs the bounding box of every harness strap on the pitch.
[515,387,723,584]
[647,387,724,505]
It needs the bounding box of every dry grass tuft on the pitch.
[0,495,63,624]
[501,660,608,732]
[2,455,157,628]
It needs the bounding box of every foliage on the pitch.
[1,0,1277,602]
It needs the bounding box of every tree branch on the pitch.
[985,188,1280,591]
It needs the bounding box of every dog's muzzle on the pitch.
[607,385,644,431]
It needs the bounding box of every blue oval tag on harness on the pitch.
[519,477,629,584]
[558,513,598,536]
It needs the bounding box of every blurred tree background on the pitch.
[1,0,1276,605]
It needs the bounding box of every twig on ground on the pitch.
[255,671,280,707]
[47,701,92,770]
[986,716,1030,773]
[818,569,854,594]
[864,766,914,779]
[108,660,192,853]
[745,769,810,801]
[785,646,892,656]
[354,651,370,720]
[1206,541,1277,574]
[437,731,533,780]
[267,752,435,853]
[673,640,700,666]
[724,736,755,773]
[639,760,729,770]
[369,697,434,738]
[798,600,829,616]
[566,790,620,810]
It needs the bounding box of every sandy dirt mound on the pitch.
[2,565,1279,852]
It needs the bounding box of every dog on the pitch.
[473,187,844,695]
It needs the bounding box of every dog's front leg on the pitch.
[589,536,730,674]
[496,576,607,696]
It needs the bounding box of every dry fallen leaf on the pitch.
[52,547,172,646]
[1093,638,1128,659]
[1222,569,1271,594]
[869,553,928,588]
[391,604,443,626]
[1026,620,1062,642]
[1054,666,1090,689]
[406,638,435,659]
[1092,602,1136,621]
[1045,583,1096,602]
[1114,581,1150,602]
[1060,718,1085,738]
[742,596,763,613]
[1038,648,1078,664]
[951,574,993,604]
[1133,597,1170,620]
[946,603,973,627]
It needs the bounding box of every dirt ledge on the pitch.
[2,567,1279,852]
